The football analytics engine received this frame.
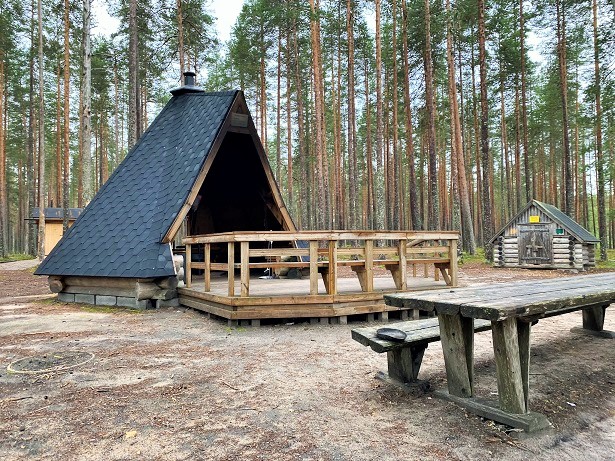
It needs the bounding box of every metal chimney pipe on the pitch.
[184,71,196,87]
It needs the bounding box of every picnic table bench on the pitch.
[352,273,615,431]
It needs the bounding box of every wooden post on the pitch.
[449,238,459,287]
[204,243,211,292]
[240,241,249,297]
[227,242,235,296]
[387,344,427,383]
[365,240,374,292]
[327,240,338,295]
[398,240,407,290]
[582,305,606,331]
[438,313,474,398]
[491,318,527,414]
[517,320,531,411]
[309,240,318,295]
[185,244,192,288]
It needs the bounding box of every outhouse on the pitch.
[490,200,598,270]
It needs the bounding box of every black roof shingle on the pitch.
[36,90,238,278]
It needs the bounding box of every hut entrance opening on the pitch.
[518,224,552,266]
[187,131,287,265]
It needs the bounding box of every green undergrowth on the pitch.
[0,253,35,263]
[595,249,615,270]
[459,247,487,265]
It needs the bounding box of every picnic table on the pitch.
[380,273,615,431]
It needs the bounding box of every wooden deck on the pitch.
[178,269,448,323]
[179,230,459,324]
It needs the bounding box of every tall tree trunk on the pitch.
[514,81,522,211]
[128,0,140,149]
[519,0,532,201]
[556,0,573,218]
[55,63,62,207]
[365,61,376,229]
[177,0,185,82]
[276,31,282,184]
[446,0,474,251]
[308,0,330,229]
[391,0,401,229]
[347,0,357,229]
[0,56,5,258]
[592,0,607,259]
[27,0,36,255]
[37,0,46,260]
[401,0,421,230]
[81,0,92,206]
[285,28,293,216]
[424,0,439,230]
[375,0,383,227]
[478,0,493,259]
[62,0,70,231]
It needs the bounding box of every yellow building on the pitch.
[31,208,82,257]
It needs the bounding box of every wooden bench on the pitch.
[352,318,492,383]
[377,273,615,432]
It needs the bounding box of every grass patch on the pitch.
[596,248,615,270]
[0,253,35,263]
[459,247,487,265]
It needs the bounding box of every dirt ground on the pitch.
[0,263,614,460]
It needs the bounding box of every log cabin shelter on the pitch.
[490,200,599,270]
[29,208,83,257]
[35,72,296,308]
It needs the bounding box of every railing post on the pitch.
[227,242,235,296]
[398,239,407,290]
[449,238,459,287]
[204,243,211,292]
[309,240,318,295]
[327,240,338,295]
[240,241,250,297]
[185,244,192,288]
[365,239,374,292]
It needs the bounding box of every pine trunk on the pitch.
[62,0,70,231]
[424,0,439,230]
[128,0,140,149]
[592,0,608,259]
[346,0,357,229]
[478,0,493,259]
[519,0,532,200]
[37,0,46,260]
[401,0,421,230]
[81,0,92,206]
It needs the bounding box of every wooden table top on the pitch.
[384,273,615,321]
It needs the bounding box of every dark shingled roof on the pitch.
[36,90,238,278]
[533,200,599,243]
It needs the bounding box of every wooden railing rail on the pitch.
[182,231,458,298]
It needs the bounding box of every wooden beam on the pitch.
[185,244,192,288]
[364,240,374,292]
[204,243,211,292]
[240,241,249,297]
[327,241,338,295]
[438,313,474,398]
[227,242,235,297]
[309,241,318,295]
[491,318,527,414]
[398,240,407,290]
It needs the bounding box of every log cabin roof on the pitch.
[35,90,239,278]
[489,200,600,244]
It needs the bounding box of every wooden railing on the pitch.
[182,231,459,297]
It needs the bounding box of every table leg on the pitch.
[582,305,606,331]
[491,318,529,414]
[438,313,474,398]
[387,344,427,383]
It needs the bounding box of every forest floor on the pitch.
[0,262,614,460]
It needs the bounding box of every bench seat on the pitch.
[352,318,492,383]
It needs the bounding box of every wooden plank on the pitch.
[517,320,531,411]
[204,243,211,292]
[327,240,338,295]
[185,244,192,288]
[582,304,606,331]
[240,241,249,297]
[387,345,427,383]
[248,248,309,257]
[438,313,474,398]
[398,240,407,290]
[491,318,527,414]
[449,239,458,287]
[364,240,374,292]
[63,276,142,289]
[309,241,318,295]
[227,242,235,297]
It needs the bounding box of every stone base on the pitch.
[434,390,552,432]
[58,292,154,310]
[156,298,180,308]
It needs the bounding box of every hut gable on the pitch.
[490,200,598,270]
[36,88,294,280]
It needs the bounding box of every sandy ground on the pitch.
[0,263,614,460]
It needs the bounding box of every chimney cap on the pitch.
[170,71,204,96]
